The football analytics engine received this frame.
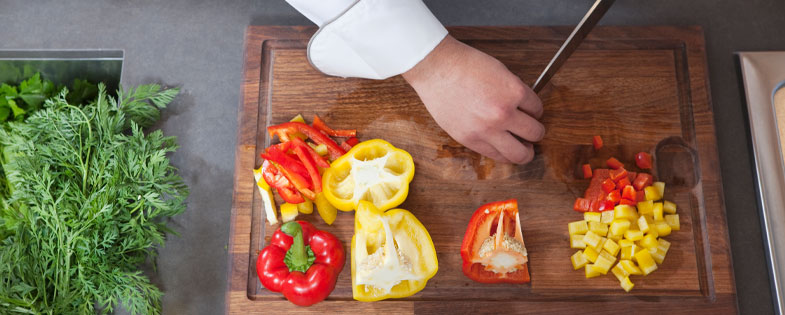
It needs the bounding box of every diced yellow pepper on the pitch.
[569,220,589,235]
[624,229,644,241]
[640,233,658,249]
[307,142,329,157]
[610,219,631,236]
[584,212,601,222]
[297,199,314,214]
[634,249,658,275]
[637,200,654,215]
[654,221,672,237]
[645,186,662,201]
[607,233,622,242]
[650,247,667,264]
[637,215,650,233]
[571,250,588,270]
[583,246,599,263]
[589,221,609,236]
[653,202,664,221]
[612,264,630,282]
[289,114,306,123]
[592,250,616,275]
[585,264,601,278]
[603,238,621,256]
[592,237,607,252]
[620,276,635,292]
[582,231,602,249]
[619,239,634,248]
[280,202,299,222]
[653,181,665,198]
[619,260,643,275]
[620,244,636,260]
[570,234,586,249]
[601,210,615,224]
[614,205,637,220]
[663,200,677,214]
[665,214,680,231]
[658,238,671,253]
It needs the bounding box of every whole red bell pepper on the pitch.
[256,221,345,306]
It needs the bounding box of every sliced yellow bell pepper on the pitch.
[314,192,338,225]
[351,201,437,301]
[322,139,415,212]
[253,165,278,225]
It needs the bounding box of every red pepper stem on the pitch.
[281,222,314,272]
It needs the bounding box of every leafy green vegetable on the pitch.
[0,84,187,314]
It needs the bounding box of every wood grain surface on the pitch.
[226,26,736,314]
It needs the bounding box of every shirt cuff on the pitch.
[307,0,448,80]
[285,0,358,27]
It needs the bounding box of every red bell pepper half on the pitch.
[312,115,357,137]
[461,199,530,283]
[268,122,346,160]
[261,160,305,204]
[635,152,653,170]
[257,221,345,306]
[592,135,603,150]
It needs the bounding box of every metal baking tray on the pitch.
[738,51,785,314]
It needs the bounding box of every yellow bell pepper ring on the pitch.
[351,201,438,301]
[322,139,415,212]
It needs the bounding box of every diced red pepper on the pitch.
[606,157,624,170]
[635,152,653,170]
[621,185,636,201]
[632,173,653,191]
[609,167,628,182]
[312,115,357,137]
[635,190,646,202]
[601,178,616,193]
[267,122,346,160]
[582,164,593,179]
[574,198,592,212]
[619,199,637,206]
[593,135,603,150]
[606,190,621,204]
[616,177,631,190]
[598,200,615,211]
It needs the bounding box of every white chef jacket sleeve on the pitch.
[285,0,448,80]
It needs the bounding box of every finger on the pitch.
[506,110,546,143]
[517,84,544,119]
[464,140,510,164]
[488,131,535,165]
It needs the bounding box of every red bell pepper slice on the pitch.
[592,135,603,150]
[606,157,624,170]
[609,167,628,182]
[290,138,330,169]
[261,160,305,204]
[312,115,357,137]
[345,136,359,147]
[601,178,616,193]
[616,177,631,190]
[257,221,345,306]
[606,190,621,204]
[291,141,323,194]
[460,199,530,283]
[574,198,592,212]
[635,152,653,170]
[632,173,653,191]
[262,151,316,200]
[621,185,636,201]
[268,122,346,160]
[582,164,593,179]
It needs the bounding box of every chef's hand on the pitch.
[402,35,545,164]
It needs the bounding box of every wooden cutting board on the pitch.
[227,26,736,313]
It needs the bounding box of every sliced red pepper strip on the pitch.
[574,198,592,212]
[606,157,624,170]
[263,146,312,189]
[601,178,616,193]
[340,141,353,152]
[261,160,305,204]
[632,173,653,191]
[582,164,593,179]
[262,152,316,200]
[268,122,346,160]
[291,140,323,194]
[635,152,653,170]
[290,138,330,169]
[592,135,603,150]
[345,137,359,147]
[312,115,357,137]
[621,185,636,201]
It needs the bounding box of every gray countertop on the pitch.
[2,0,783,314]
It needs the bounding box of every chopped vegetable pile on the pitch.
[568,137,679,292]
[0,80,187,314]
